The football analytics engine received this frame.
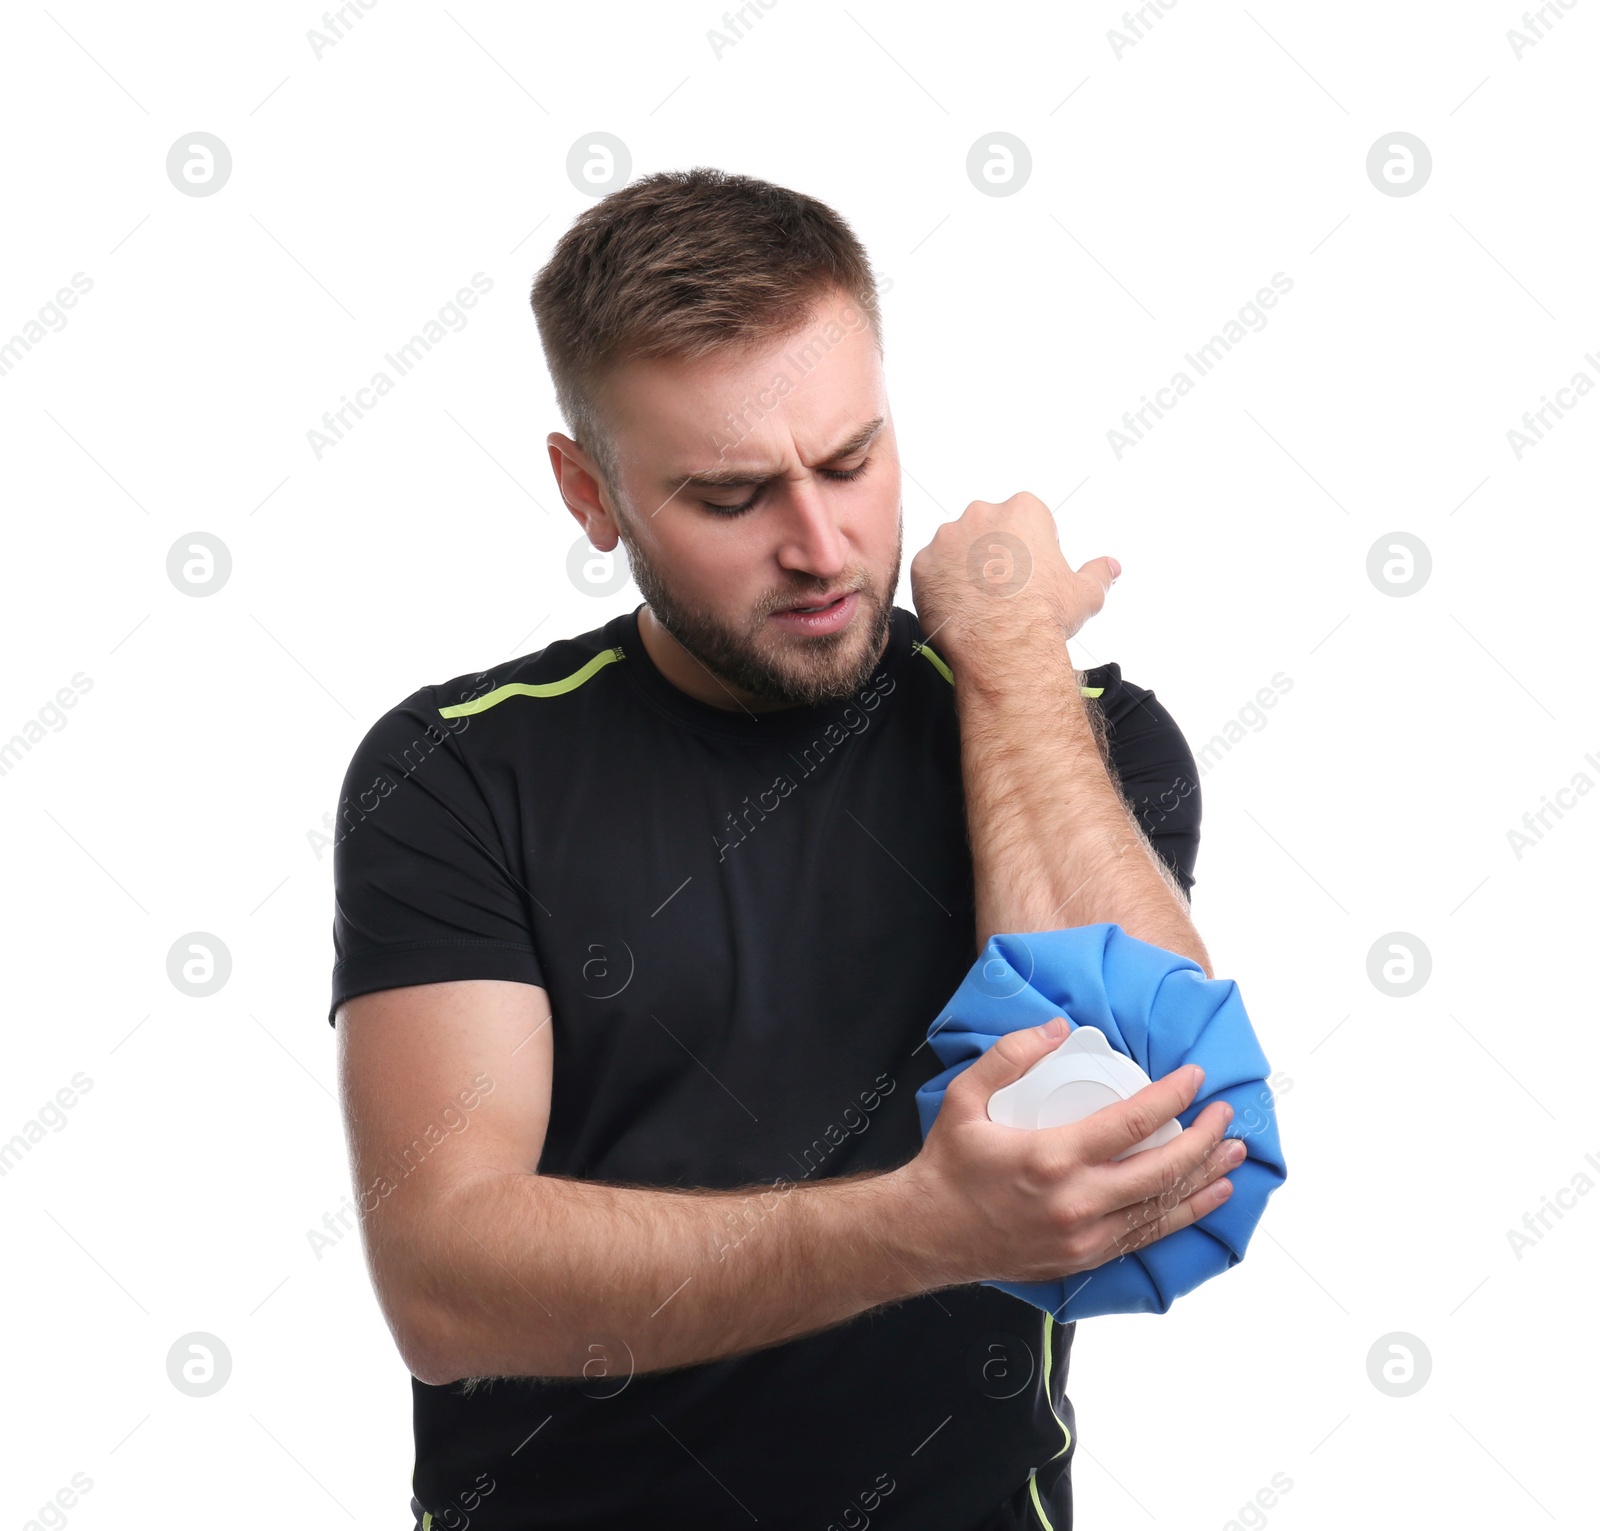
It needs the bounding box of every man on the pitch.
[329,167,1239,1531]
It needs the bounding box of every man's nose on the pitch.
[774,477,850,576]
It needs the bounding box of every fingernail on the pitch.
[1108,557,1122,580]
[1225,1140,1246,1165]
[1042,1016,1066,1038]
[1189,1064,1205,1088]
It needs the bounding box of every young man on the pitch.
[329,168,1238,1531]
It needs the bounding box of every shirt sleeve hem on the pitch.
[329,941,545,1026]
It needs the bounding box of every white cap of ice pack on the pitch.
[986,1024,1183,1161]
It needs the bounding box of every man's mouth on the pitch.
[768,589,862,633]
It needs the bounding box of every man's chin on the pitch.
[748,646,874,707]
[713,597,892,708]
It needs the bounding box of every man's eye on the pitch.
[701,491,760,516]
[698,457,871,517]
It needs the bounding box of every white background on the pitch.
[3,2,1597,1527]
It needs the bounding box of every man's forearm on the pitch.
[955,631,1211,973]
[406,1164,935,1384]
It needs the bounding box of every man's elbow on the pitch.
[367,1241,478,1386]
[384,1290,463,1387]
[390,1280,526,1386]
[384,1265,565,1386]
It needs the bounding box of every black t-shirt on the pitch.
[329,603,1201,1531]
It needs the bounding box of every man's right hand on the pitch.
[890,1017,1243,1289]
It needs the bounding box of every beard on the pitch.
[612,508,902,708]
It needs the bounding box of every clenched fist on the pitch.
[908,492,1118,675]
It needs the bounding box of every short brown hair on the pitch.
[529,167,883,500]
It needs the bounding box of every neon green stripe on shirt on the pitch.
[438,647,623,718]
[918,642,1103,697]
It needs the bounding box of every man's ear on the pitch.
[547,432,620,550]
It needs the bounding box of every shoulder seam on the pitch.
[437,646,625,718]
[916,641,1103,697]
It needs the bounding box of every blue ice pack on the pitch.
[914,923,1287,1320]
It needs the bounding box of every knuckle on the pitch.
[989,1031,1031,1065]
[1169,1152,1209,1199]
[1157,1178,1189,1214]
[1057,1222,1098,1268]
[1200,1142,1231,1183]
[1138,1196,1174,1235]
[1161,1157,1197,1201]
[1121,1097,1163,1143]
[950,1075,987,1113]
[1110,1211,1148,1258]
[1111,1220,1147,1258]
[1046,1186,1089,1236]
[1134,1213,1169,1250]
[1049,1209,1100,1254]
[1192,1135,1227,1183]
[989,1030,1047,1078]
[1019,1138,1058,1193]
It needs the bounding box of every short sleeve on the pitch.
[328,691,545,1025]
[1087,666,1202,897]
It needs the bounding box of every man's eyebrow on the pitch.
[664,415,886,491]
